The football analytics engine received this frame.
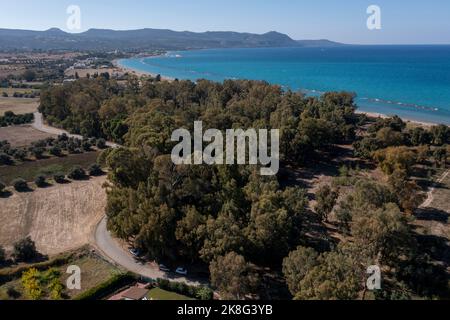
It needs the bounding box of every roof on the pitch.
[122,287,149,300]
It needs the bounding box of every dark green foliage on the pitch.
[67,165,86,180]
[96,138,107,149]
[53,173,66,184]
[88,163,103,176]
[12,178,28,191]
[0,246,6,264]
[34,175,47,188]
[49,146,62,157]
[0,111,34,126]
[156,278,213,300]
[0,152,13,165]
[13,237,38,262]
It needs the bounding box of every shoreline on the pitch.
[115,58,446,128]
[113,58,175,81]
[354,110,441,127]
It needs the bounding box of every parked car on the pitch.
[175,267,188,276]
[129,248,141,257]
[159,264,171,272]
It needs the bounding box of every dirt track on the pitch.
[0,176,107,255]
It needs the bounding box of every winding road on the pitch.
[94,217,206,286]
[32,112,120,148]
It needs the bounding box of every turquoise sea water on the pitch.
[119,46,450,124]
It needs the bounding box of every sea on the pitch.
[119,46,450,125]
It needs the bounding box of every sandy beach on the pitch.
[113,58,174,81]
[355,110,443,127]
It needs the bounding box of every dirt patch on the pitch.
[0,98,39,116]
[0,125,55,147]
[0,176,107,255]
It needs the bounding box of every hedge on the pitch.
[74,273,135,300]
[156,278,213,300]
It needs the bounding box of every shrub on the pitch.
[88,163,103,176]
[13,237,38,262]
[49,146,62,157]
[156,278,213,300]
[0,246,6,264]
[30,147,45,159]
[34,175,47,188]
[57,133,69,142]
[68,166,86,180]
[0,180,5,193]
[96,138,107,149]
[82,141,92,152]
[12,178,28,191]
[0,152,13,165]
[13,149,27,161]
[196,286,214,300]
[53,173,66,184]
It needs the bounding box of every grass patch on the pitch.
[148,287,195,301]
[0,152,99,185]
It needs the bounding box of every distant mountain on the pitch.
[296,39,345,47]
[0,28,343,51]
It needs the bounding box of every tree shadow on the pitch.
[0,190,13,198]
[415,233,450,266]
[415,207,449,223]
[14,186,34,193]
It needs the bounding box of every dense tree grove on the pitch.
[39,77,449,300]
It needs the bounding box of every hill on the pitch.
[0,28,342,51]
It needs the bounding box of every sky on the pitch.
[0,0,449,44]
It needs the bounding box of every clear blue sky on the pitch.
[1,0,449,44]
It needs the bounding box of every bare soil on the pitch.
[0,124,56,147]
[0,97,39,116]
[0,176,107,255]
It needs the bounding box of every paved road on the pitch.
[94,217,206,287]
[32,112,120,148]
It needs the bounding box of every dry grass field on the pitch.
[0,176,107,255]
[65,67,124,78]
[0,125,56,147]
[0,97,39,116]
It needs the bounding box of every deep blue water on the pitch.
[119,46,450,124]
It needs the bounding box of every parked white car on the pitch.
[175,267,188,276]
[159,264,171,272]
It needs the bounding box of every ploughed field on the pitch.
[0,176,107,255]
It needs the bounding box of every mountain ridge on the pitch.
[0,27,344,51]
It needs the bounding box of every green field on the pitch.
[0,152,99,185]
[147,288,194,301]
